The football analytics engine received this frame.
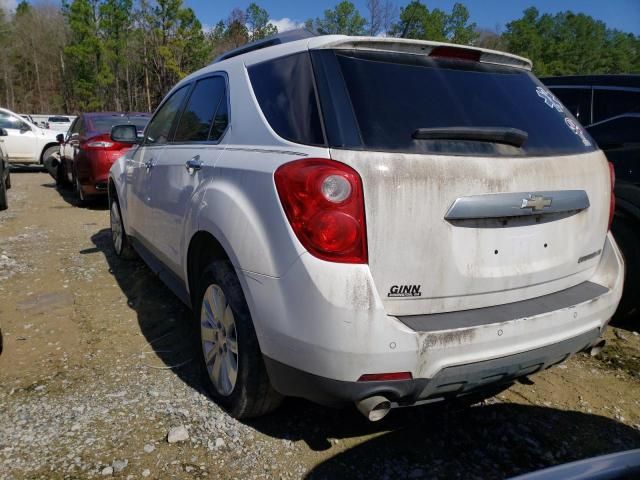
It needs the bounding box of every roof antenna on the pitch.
[401,0,421,39]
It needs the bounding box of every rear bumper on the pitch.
[264,327,600,405]
[76,150,123,195]
[242,232,623,404]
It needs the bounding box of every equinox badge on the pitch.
[521,195,552,212]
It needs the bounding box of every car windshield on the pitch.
[310,49,597,156]
[89,115,150,133]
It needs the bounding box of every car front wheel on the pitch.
[196,260,282,419]
[109,195,136,259]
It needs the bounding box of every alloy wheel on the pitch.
[110,201,123,255]
[200,284,239,397]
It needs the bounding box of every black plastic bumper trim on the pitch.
[397,281,608,332]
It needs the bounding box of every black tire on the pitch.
[196,260,282,419]
[56,161,68,187]
[5,171,10,189]
[41,146,59,165]
[73,168,89,205]
[0,175,7,211]
[611,217,640,320]
[109,195,137,260]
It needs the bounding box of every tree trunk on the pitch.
[32,43,44,113]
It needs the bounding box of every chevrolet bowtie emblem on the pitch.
[521,195,552,211]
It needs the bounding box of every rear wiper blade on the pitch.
[412,127,528,148]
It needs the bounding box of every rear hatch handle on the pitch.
[445,190,590,220]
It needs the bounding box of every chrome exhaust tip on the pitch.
[355,395,392,422]
[589,339,606,357]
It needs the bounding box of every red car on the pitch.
[59,112,150,203]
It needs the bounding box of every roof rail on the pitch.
[212,29,317,64]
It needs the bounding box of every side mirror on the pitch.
[20,123,31,132]
[111,124,139,144]
[0,128,7,137]
[56,133,64,144]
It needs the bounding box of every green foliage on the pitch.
[389,1,476,44]
[503,8,640,75]
[312,1,367,35]
[65,0,104,110]
[246,3,277,41]
[2,1,639,115]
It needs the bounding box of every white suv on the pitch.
[109,33,624,421]
[0,107,60,165]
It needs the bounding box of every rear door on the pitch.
[147,74,229,275]
[126,85,191,245]
[311,49,610,315]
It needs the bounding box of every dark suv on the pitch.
[543,75,640,319]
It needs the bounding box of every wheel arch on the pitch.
[186,231,232,308]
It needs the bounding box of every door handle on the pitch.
[185,155,203,171]
[144,159,155,170]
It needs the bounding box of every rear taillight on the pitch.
[608,162,616,230]
[275,158,367,264]
[83,134,121,150]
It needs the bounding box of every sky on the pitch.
[187,0,640,35]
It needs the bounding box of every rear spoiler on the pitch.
[310,37,532,71]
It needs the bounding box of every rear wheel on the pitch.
[56,161,69,187]
[109,195,136,259]
[41,146,58,165]
[196,260,282,419]
[0,173,7,211]
[612,217,640,320]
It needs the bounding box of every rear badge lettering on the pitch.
[578,249,602,264]
[388,285,422,298]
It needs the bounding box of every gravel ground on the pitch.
[1,171,639,480]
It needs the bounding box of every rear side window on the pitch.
[248,52,325,146]
[550,87,592,125]
[593,88,640,123]
[174,76,227,142]
[145,85,190,145]
[312,50,595,157]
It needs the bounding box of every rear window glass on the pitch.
[549,87,592,125]
[248,52,324,146]
[313,50,595,157]
[48,116,70,122]
[593,88,640,123]
[89,115,150,134]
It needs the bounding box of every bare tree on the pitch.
[367,0,397,36]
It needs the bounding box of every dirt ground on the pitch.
[1,170,639,480]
